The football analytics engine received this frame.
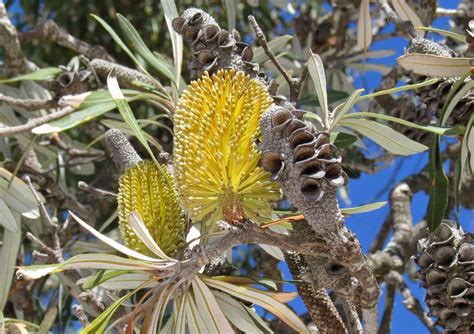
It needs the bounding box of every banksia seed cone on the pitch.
[415,220,474,333]
[259,105,348,229]
[415,77,473,127]
[390,95,433,145]
[405,37,474,127]
[174,69,280,224]
[172,8,260,79]
[118,160,185,256]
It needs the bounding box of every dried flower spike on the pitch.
[174,69,280,224]
[118,160,185,256]
[415,220,474,332]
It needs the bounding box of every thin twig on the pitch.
[24,177,104,316]
[0,93,59,111]
[436,8,474,18]
[369,215,393,254]
[390,271,438,334]
[248,15,305,102]
[78,181,117,198]
[379,276,397,334]
[72,305,90,327]
[0,106,75,137]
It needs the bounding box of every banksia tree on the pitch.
[1,2,473,334]
[173,69,280,224]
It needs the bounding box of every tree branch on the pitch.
[376,0,418,38]
[0,3,35,74]
[0,93,59,111]
[0,106,75,137]
[19,19,114,62]
[248,15,305,102]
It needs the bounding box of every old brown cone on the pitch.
[415,220,474,333]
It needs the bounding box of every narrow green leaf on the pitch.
[349,63,392,75]
[81,269,130,290]
[91,14,146,73]
[0,199,17,232]
[33,101,116,134]
[191,277,234,333]
[0,67,62,83]
[392,0,424,35]
[340,118,428,155]
[214,291,265,334]
[416,26,467,43]
[32,90,142,134]
[116,14,174,83]
[161,0,183,90]
[459,114,474,190]
[187,292,210,333]
[224,0,236,31]
[357,0,372,51]
[0,168,41,216]
[98,273,155,290]
[345,50,396,63]
[441,80,474,126]
[439,72,471,125]
[202,276,309,334]
[0,228,21,310]
[330,132,358,149]
[253,35,293,63]
[357,78,439,102]
[69,211,168,262]
[341,201,387,215]
[454,144,462,212]
[397,54,471,77]
[174,293,187,334]
[343,111,459,136]
[259,244,284,261]
[128,212,174,261]
[100,119,164,152]
[107,74,158,164]
[82,284,144,334]
[330,88,364,130]
[69,211,166,262]
[298,90,349,107]
[426,136,449,231]
[308,51,329,128]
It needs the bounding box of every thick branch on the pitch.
[19,19,114,62]
[376,0,418,38]
[285,251,347,333]
[0,3,33,74]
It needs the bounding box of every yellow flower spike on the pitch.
[174,69,281,224]
[117,160,185,256]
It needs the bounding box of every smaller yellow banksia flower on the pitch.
[117,160,185,256]
[174,69,281,224]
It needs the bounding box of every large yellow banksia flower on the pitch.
[117,161,185,256]
[174,69,280,224]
